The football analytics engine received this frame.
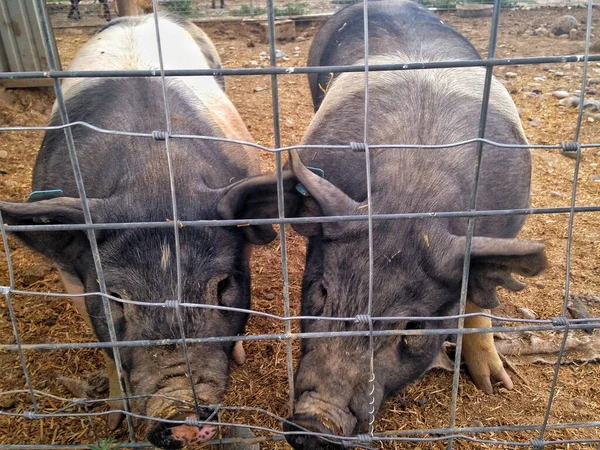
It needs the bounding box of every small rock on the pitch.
[4,180,17,188]
[505,72,517,78]
[533,26,549,36]
[0,150,7,159]
[583,99,600,111]
[535,280,546,287]
[589,78,600,85]
[558,96,580,107]
[590,175,600,182]
[528,117,541,126]
[282,56,290,61]
[553,15,578,36]
[534,76,546,82]
[294,46,300,51]
[573,398,586,408]
[554,71,565,77]
[296,36,306,42]
[558,34,570,40]
[0,396,17,409]
[250,60,258,67]
[253,86,266,93]
[471,420,484,428]
[549,191,563,198]
[264,293,275,300]
[517,307,539,320]
[275,49,285,58]
[526,92,538,98]
[588,116,595,122]
[587,89,597,95]
[552,90,571,99]
[569,28,583,40]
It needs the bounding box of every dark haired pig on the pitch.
[218,1,547,448]
[0,13,268,449]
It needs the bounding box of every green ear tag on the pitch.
[296,167,325,196]
[27,189,64,203]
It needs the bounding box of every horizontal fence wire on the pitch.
[1,0,599,448]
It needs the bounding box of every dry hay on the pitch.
[1,7,600,449]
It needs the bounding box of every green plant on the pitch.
[230,4,267,15]
[163,0,193,16]
[274,2,306,16]
[88,439,116,450]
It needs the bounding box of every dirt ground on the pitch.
[1,6,600,449]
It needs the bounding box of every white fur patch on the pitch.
[160,241,171,272]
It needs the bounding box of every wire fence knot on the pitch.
[355,314,371,324]
[350,141,367,152]
[164,299,180,308]
[152,130,169,141]
[530,438,545,449]
[23,411,36,420]
[551,316,569,327]
[0,286,10,296]
[560,141,580,154]
[184,416,201,426]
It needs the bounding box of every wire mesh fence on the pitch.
[1,0,600,448]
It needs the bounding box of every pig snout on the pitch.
[147,408,218,449]
[283,391,357,450]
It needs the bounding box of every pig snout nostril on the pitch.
[283,416,345,450]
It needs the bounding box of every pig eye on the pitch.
[398,322,422,351]
[320,284,328,299]
[217,277,231,305]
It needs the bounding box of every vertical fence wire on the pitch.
[32,0,137,441]
[150,0,204,419]
[447,0,502,447]
[537,0,594,442]
[360,0,377,440]
[0,214,39,414]
[266,0,296,414]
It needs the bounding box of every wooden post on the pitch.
[116,0,140,16]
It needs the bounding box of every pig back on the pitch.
[307,0,481,110]
[300,55,530,239]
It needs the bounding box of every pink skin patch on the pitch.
[170,423,217,447]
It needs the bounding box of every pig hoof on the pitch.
[233,341,246,365]
[223,426,260,450]
[107,410,125,431]
[464,349,514,394]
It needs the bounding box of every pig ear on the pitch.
[217,171,303,245]
[0,197,102,265]
[443,236,547,309]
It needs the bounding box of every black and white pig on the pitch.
[217,1,548,447]
[0,13,270,449]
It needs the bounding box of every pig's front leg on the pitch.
[58,269,125,429]
[462,302,513,394]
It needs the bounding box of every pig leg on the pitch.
[103,352,126,430]
[58,269,124,429]
[462,302,513,394]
